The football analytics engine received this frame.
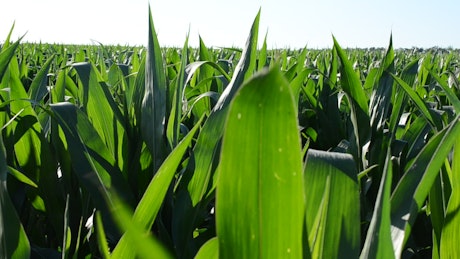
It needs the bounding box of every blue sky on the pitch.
[1,0,459,49]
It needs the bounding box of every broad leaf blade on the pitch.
[216,68,304,258]
[304,149,360,258]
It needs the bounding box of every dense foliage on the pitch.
[1,9,460,259]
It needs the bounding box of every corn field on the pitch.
[1,8,460,258]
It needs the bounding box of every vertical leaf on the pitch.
[167,34,188,149]
[368,36,394,166]
[216,68,304,258]
[333,37,370,170]
[360,147,395,259]
[142,5,168,172]
[187,9,260,206]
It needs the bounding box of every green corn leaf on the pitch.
[0,133,30,259]
[333,37,370,170]
[129,54,146,126]
[258,31,268,71]
[195,237,218,259]
[6,166,37,188]
[304,149,360,258]
[1,22,15,50]
[369,36,394,141]
[185,61,231,85]
[187,36,222,117]
[51,69,67,103]
[428,69,460,113]
[142,5,168,172]
[111,116,203,258]
[28,54,55,106]
[360,146,395,259]
[216,67,304,258]
[391,114,460,257]
[391,73,441,131]
[50,102,133,241]
[167,33,188,149]
[7,56,65,235]
[0,38,21,81]
[111,196,173,259]
[95,211,111,259]
[61,195,71,259]
[187,9,260,206]
[72,62,127,172]
[440,138,460,258]
[332,37,368,115]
